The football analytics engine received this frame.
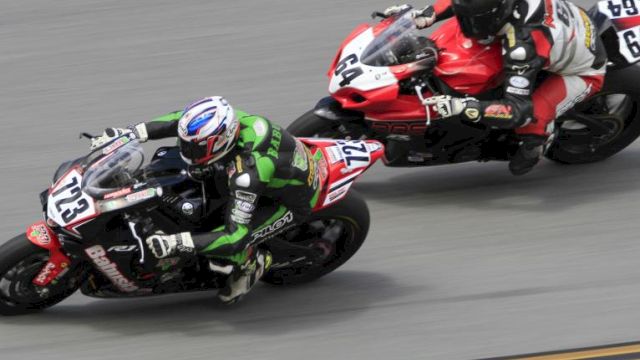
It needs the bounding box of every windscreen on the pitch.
[361,12,435,67]
[83,139,144,196]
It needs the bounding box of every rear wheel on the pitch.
[0,235,82,316]
[545,93,640,164]
[262,191,370,285]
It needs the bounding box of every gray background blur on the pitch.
[2,1,640,359]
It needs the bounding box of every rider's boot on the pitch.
[509,135,547,176]
[216,248,272,304]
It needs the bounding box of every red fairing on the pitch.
[26,221,72,287]
[328,23,370,78]
[300,138,384,211]
[330,17,502,123]
[614,16,640,30]
[431,19,503,95]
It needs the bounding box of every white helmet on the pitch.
[177,96,239,166]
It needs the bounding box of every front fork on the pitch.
[26,221,72,287]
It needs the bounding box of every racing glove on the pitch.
[423,95,481,122]
[89,123,149,151]
[382,5,436,29]
[146,232,195,259]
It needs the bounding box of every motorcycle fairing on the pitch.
[26,221,72,286]
[300,138,384,210]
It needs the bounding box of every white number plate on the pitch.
[327,140,372,169]
[47,169,96,227]
[599,0,640,19]
[618,27,640,63]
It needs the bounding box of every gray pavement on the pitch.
[2,1,640,359]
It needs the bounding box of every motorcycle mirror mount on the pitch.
[371,11,389,20]
[415,84,432,126]
[79,132,97,140]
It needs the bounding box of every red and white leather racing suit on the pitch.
[433,0,608,136]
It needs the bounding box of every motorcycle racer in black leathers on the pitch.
[385,0,607,175]
[91,96,321,303]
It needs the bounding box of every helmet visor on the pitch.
[458,11,498,38]
[179,137,217,165]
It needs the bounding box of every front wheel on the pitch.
[545,93,640,164]
[0,234,82,315]
[287,109,368,140]
[262,191,370,285]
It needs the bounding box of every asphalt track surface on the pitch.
[2,1,640,359]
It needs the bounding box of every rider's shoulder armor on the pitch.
[236,110,274,153]
[512,0,606,76]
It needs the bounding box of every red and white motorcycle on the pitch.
[288,2,640,166]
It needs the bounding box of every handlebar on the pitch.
[371,11,389,20]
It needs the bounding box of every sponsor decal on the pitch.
[511,64,530,75]
[557,84,592,115]
[231,208,252,224]
[235,155,243,174]
[318,155,329,182]
[306,148,317,187]
[509,76,530,89]
[506,26,516,47]
[85,245,139,292]
[235,200,256,213]
[29,223,51,245]
[34,262,56,284]
[104,187,132,200]
[292,140,309,172]
[107,245,138,252]
[579,9,596,52]
[327,186,349,203]
[484,105,514,120]
[506,86,530,96]
[103,136,131,155]
[326,146,343,164]
[235,190,257,203]
[125,188,157,202]
[156,150,168,157]
[365,142,382,152]
[267,126,282,159]
[181,202,194,216]
[252,211,294,242]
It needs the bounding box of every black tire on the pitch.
[545,93,640,164]
[287,110,340,137]
[262,191,370,285]
[0,234,81,316]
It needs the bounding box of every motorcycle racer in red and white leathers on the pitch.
[384,0,607,175]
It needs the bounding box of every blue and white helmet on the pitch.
[177,96,239,166]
